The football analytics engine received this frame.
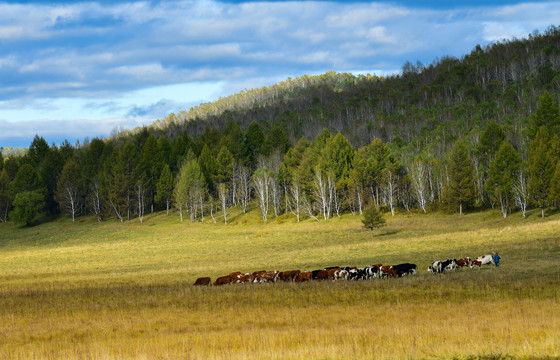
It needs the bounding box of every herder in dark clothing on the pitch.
[493,253,501,267]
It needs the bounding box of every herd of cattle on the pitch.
[193,254,500,286]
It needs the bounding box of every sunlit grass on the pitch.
[0,208,559,359]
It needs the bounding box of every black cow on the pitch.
[392,263,417,277]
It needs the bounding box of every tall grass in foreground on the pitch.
[0,209,559,359]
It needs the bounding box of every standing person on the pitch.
[493,252,501,267]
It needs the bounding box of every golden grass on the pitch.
[1,208,559,359]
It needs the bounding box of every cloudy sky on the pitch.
[1,0,559,148]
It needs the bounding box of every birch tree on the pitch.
[253,166,272,222]
[55,159,81,221]
[513,167,529,218]
[410,159,429,213]
[218,183,229,224]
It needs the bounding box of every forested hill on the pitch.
[140,25,560,158]
[2,26,560,226]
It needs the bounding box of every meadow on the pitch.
[0,208,559,359]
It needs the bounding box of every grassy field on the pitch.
[0,208,559,359]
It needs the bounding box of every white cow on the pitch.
[474,254,496,267]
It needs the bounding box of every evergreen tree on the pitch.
[527,91,560,140]
[0,168,10,222]
[478,120,506,166]
[243,121,265,169]
[445,140,476,216]
[528,128,555,217]
[157,136,171,170]
[170,132,194,172]
[320,133,355,183]
[215,146,234,184]
[485,140,521,217]
[26,135,49,168]
[351,138,395,210]
[198,144,218,193]
[361,206,386,238]
[222,118,245,161]
[549,162,560,208]
[80,138,105,215]
[266,125,291,155]
[38,146,64,214]
[156,164,174,216]
[10,191,45,226]
[10,164,44,194]
[139,135,158,213]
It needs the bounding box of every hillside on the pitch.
[140,25,560,156]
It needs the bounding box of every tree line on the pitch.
[1,91,559,226]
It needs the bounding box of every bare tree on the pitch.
[91,179,102,222]
[313,169,330,219]
[236,165,252,214]
[253,167,271,222]
[218,183,230,224]
[60,186,80,222]
[270,176,282,218]
[513,169,529,218]
[301,194,319,221]
[329,173,342,218]
[135,183,146,223]
[290,178,302,222]
[383,168,397,216]
[410,160,428,213]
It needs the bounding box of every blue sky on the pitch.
[1,0,559,148]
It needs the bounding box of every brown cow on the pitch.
[228,272,242,278]
[193,277,211,286]
[279,270,301,282]
[254,270,279,283]
[333,269,349,280]
[471,259,482,268]
[214,275,232,286]
[379,265,397,278]
[456,257,471,269]
[295,271,313,283]
[316,270,330,281]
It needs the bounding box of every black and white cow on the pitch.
[441,259,458,272]
[428,259,457,273]
[428,261,442,274]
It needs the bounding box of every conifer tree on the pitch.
[0,169,10,222]
[243,121,265,169]
[485,140,520,217]
[528,128,555,217]
[266,125,291,155]
[527,91,560,140]
[362,206,386,238]
[215,146,234,185]
[10,191,45,226]
[198,144,218,193]
[156,164,174,216]
[445,140,476,216]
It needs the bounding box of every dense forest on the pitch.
[1,26,560,226]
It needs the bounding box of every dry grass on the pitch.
[0,208,559,359]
